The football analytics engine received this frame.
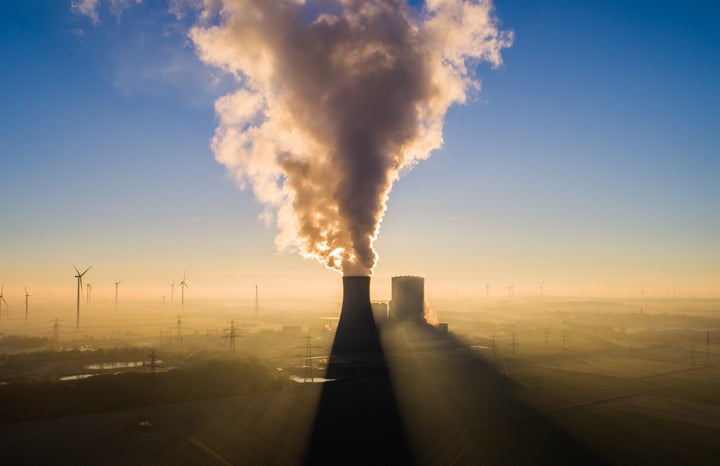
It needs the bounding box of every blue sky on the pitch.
[1,0,718,301]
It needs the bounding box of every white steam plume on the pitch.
[190,0,512,275]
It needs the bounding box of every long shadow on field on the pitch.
[305,322,608,466]
[304,323,414,464]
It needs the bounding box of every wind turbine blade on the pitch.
[81,265,92,276]
[73,265,80,275]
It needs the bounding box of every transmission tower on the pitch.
[297,335,321,383]
[144,349,161,372]
[52,318,61,342]
[172,315,188,351]
[223,319,243,352]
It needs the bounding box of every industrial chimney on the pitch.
[331,276,382,354]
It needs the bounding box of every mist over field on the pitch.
[2,292,720,464]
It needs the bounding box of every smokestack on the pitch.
[332,276,381,354]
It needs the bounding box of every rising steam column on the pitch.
[331,276,382,354]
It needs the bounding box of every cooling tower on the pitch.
[332,276,382,353]
[390,276,425,322]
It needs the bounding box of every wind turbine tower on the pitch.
[114,279,121,309]
[179,274,189,311]
[73,265,92,331]
[170,281,175,304]
[86,283,92,305]
[24,287,30,323]
[0,285,7,320]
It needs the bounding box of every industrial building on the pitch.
[331,274,447,355]
[389,275,425,322]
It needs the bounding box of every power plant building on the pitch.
[390,276,425,322]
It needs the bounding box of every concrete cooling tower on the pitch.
[389,276,425,322]
[332,276,382,353]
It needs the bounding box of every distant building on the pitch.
[282,325,304,335]
[321,317,339,331]
[390,276,425,322]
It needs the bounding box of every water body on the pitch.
[289,375,335,383]
[59,374,94,381]
[83,361,144,370]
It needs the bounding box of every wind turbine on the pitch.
[114,278,121,309]
[255,285,259,318]
[170,281,175,304]
[86,283,92,305]
[0,285,7,320]
[74,265,92,331]
[178,274,189,311]
[24,287,30,323]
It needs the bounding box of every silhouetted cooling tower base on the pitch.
[331,276,382,355]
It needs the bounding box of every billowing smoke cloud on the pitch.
[190,0,512,275]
